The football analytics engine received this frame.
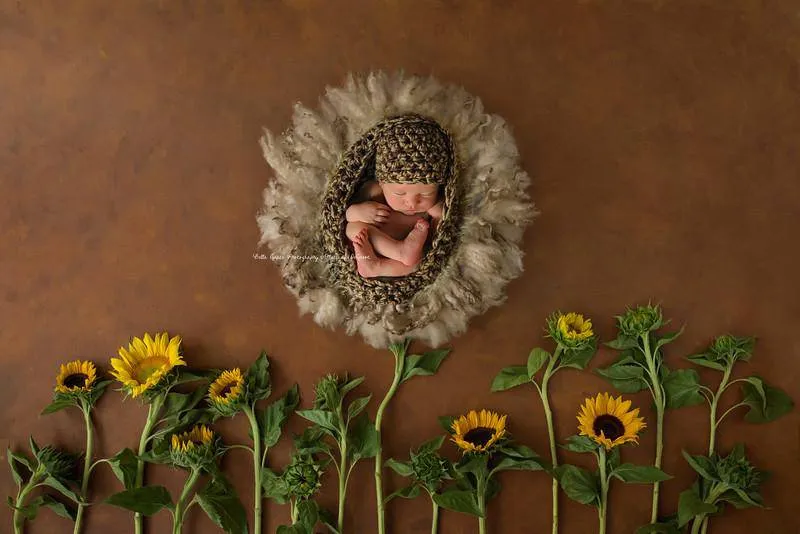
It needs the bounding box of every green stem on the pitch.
[642,334,665,524]
[136,395,164,534]
[540,353,560,534]
[13,474,43,534]
[243,406,264,534]
[598,448,609,534]
[338,438,348,534]
[73,404,94,534]
[375,348,405,534]
[708,366,732,455]
[477,474,487,534]
[430,498,439,534]
[172,469,201,534]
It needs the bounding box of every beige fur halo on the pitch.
[257,71,536,348]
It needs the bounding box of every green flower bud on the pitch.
[708,335,755,365]
[618,304,664,338]
[410,449,449,493]
[169,425,221,470]
[314,374,341,411]
[36,446,76,480]
[716,447,761,490]
[546,312,595,350]
[283,455,323,500]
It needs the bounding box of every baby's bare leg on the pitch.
[351,228,417,278]
[345,221,411,263]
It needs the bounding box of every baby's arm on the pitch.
[346,201,390,224]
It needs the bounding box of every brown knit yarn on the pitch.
[319,113,462,312]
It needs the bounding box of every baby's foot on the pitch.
[352,228,380,278]
[399,218,429,266]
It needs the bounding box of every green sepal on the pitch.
[490,366,529,392]
[432,489,483,517]
[400,349,449,384]
[663,369,704,409]
[555,464,600,506]
[196,474,249,534]
[105,486,174,515]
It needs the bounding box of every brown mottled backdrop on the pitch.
[1,1,798,533]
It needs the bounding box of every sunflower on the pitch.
[170,425,219,469]
[55,360,98,394]
[110,333,184,398]
[451,409,507,454]
[209,368,244,405]
[171,425,215,453]
[577,393,646,450]
[557,313,594,343]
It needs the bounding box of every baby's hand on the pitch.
[427,201,443,220]
[348,201,390,225]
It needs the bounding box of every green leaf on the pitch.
[43,477,80,503]
[491,448,546,474]
[13,496,43,521]
[347,395,372,422]
[606,335,639,350]
[108,448,139,490]
[595,364,648,394]
[556,465,599,506]
[29,437,40,456]
[196,476,249,534]
[416,435,445,454]
[559,339,598,370]
[611,464,672,484]
[727,486,763,508]
[432,489,483,517]
[318,507,340,534]
[490,366,530,392]
[663,369,705,409]
[161,388,207,421]
[561,435,599,454]
[296,409,339,436]
[247,352,272,401]
[105,486,173,515]
[400,349,449,383]
[340,376,365,396]
[295,499,319,529]
[385,484,421,502]
[39,494,77,521]
[348,413,379,460]
[686,354,726,371]
[7,450,30,486]
[261,467,290,504]
[40,399,77,416]
[655,326,684,351]
[681,450,716,481]
[677,488,717,527]
[527,348,550,378]
[385,458,413,477]
[741,378,794,423]
[635,520,683,534]
[259,384,300,448]
[438,415,456,434]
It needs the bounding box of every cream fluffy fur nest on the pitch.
[257,71,535,348]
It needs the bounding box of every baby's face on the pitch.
[380,183,439,214]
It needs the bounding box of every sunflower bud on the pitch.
[617,304,664,338]
[546,312,595,350]
[208,369,246,417]
[169,425,220,470]
[410,449,449,492]
[708,335,755,366]
[36,446,77,481]
[313,374,341,411]
[716,447,761,490]
[283,455,323,500]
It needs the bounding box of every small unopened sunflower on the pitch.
[451,410,507,454]
[170,425,219,469]
[208,368,245,415]
[110,333,185,398]
[547,312,594,349]
[55,360,97,394]
[577,393,646,450]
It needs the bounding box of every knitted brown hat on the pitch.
[374,115,451,185]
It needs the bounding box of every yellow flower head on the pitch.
[55,360,97,394]
[558,313,594,342]
[110,333,185,398]
[577,393,646,450]
[171,425,214,454]
[451,409,507,454]
[209,368,244,406]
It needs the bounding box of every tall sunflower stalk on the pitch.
[491,312,597,534]
[296,374,380,534]
[206,352,300,534]
[41,360,110,534]
[557,393,669,534]
[108,332,207,534]
[105,424,248,534]
[434,410,545,534]
[374,340,449,534]
[384,436,453,534]
[597,304,702,523]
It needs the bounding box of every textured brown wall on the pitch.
[1,1,799,533]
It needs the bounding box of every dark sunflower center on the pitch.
[219,384,234,398]
[64,373,89,389]
[593,414,625,441]
[463,427,495,447]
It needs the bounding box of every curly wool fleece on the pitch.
[257,71,536,348]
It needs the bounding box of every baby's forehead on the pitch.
[380,182,439,194]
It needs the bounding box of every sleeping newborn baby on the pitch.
[344,118,450,278]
